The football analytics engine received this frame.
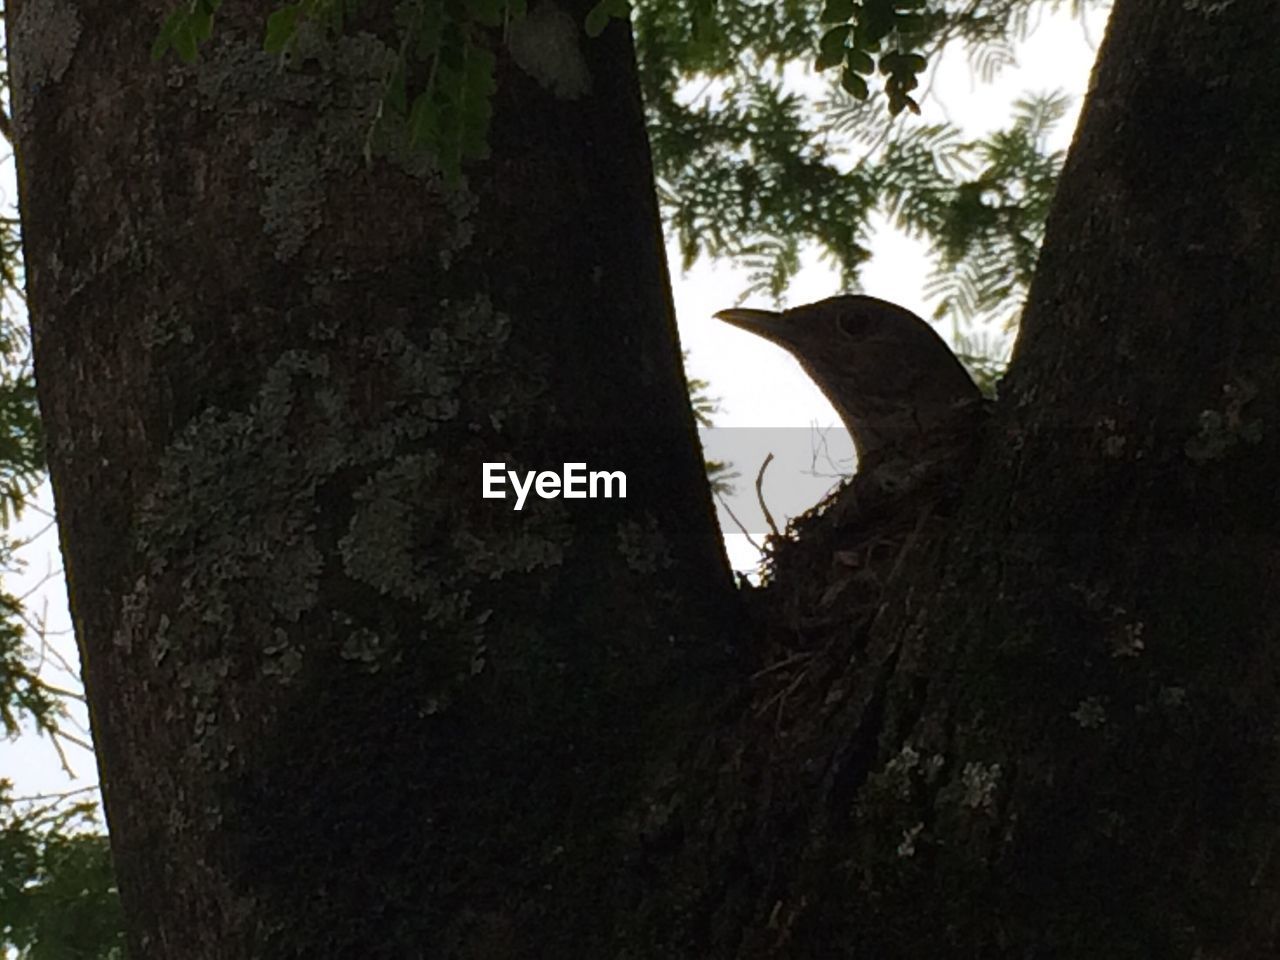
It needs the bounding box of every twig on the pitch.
[755,453,780,540]
[750,649,815,681]
[715,491,765,556]
[13,784,100,804]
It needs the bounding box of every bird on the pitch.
[715,295,985,489]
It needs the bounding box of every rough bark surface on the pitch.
[9,1,736,956]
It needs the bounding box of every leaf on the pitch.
[385,60,408,114]
[435,104,464,183]
[150,10,185,60]
[585,0,628,37]
[896,13,927,34]
[408,91,439,150]
[816,25,851,70]
[840,69,869,100]
[189,7,214,42]
[414,2,446,60]
[172,18,200,63]
[845,48,875,75]
[263,4,302,55]
[820,0,856,23]
[459,45,497,158]
[862,0,895,43]
[584,3,610,37]
[888,92,920,116]
[151,1,223,62]
[467,0,505,27]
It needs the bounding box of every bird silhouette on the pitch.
[716,295,985,488]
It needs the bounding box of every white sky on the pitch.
[2,3,1109,826]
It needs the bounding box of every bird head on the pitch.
[715,294,982,469]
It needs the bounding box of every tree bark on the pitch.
[883,2,1280,952]
[8,1,736,956]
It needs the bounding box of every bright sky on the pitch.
[2,2,1110,829]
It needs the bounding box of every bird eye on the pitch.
[835,311,865,340]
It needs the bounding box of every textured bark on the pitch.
[8,1,735,957]
[888,3,1280,952]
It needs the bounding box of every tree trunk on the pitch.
[8,1,736,956]
[863,2,1280,952]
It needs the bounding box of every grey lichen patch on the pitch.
[896,821,925,858]
[1157,685,1187,709]
[1071,696,1108,729]
[1185,376,1262,462]
[340,627,390,672]
[8,0,81,133]
[1180,0,1235,15]
[957,760,1002,812]
[129,292,549,752]
[451,510,570,582]
[178,654,238,766]
[617,516,674,576]
[414,617,491,715]
[341,454,442,600]
[862,745,945,815]
[505,522,569,575]
[115,574,151,656]
[1094,416,1128,458]
[127,347,356,775]
[1108,620,1145,658]
[194,32,470,261]
[337,445,567,693]
[508,1,592,100]
[262,629,305,685]
[138,350,347,650]
[253,128,328,261]
[141,302,198,350]
[881,744,922,801]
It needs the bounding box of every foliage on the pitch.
[151,0,223,64]
[882,91,1071,327]
[0,357,45,528]
[815,0,934,116]
[639,0,1103,320]
[685,356,737,495]
[155,0,503,182]
[0,592,62,743]
[0,264,50,746]
[0,783,126,960]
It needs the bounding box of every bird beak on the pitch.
[714,308,790,345]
